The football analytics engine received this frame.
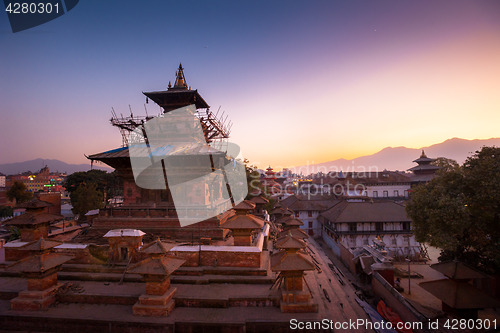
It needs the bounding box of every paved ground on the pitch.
[305,237,372,330]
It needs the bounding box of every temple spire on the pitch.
[173,63,188,89]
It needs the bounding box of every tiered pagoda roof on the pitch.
[430,261,489,280]
[143,64,209,112]
[278,228,308,239]
[140,239,176,256]
[17,199,52,210]
[280,218,304,227]
[419,279,500,309]
[270,207,293,216]
[7,253,73,274]
[271,251,315,272]
[224,214,265,230]
[272,232,312,272]
[5,198,62,227]
[21,239,62,252]
[127,256,185,276]
[408,150,440,175]
[5,212,63,226]
[275,233,306,250]
[249,196,269,205]
[233,200,256,213]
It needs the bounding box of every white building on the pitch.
[279,194,339,236]
[319,201,421,260]
[366,184,410,199]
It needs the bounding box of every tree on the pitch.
[0,205,13,218]
[406,146,500,274]
[244,159,264,199]
[431,157,459,173]
[70,183,104,219]
[65,169,122,203]
[6,181,33,204]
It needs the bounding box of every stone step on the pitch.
[60,263,269,277]
[57,271,274,285]
[173,274,274,284]
[57,291,137,306]
[58,291,279,309]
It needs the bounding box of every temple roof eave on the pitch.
[143,90,209,110]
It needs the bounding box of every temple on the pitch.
[85,64,235,243]
[0,66,370,331]
[407,150,440,182]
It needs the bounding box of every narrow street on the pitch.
[303,236,375,332]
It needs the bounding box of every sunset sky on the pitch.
[1,0,499,170]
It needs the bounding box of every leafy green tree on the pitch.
[244,159,264,199]
[65,169,122,203]
[406,146,500,274]
[8,227,20,241]
[6,181,33,204]
[0,205,13,218]
[432,157,459,173]
[70,183,104,219]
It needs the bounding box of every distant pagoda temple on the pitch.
[87,64,237,242]
[408,150,440,183]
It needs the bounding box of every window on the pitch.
[295,212,299,217]
[308,222,313,228]
[375,222,383,232]
[363,239,369,245]
[394,190,399,197]
[392,238,397,245]
[373,191,378,198]
[404,190,409,198]
[349,224,357,232]
[402,222,410,231]
[383,191,388,197]
[308,211,312,217]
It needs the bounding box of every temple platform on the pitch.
[0,238,373,332]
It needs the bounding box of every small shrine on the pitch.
[271,232,317,313]
[249,195,269,216]
[280,217,304,231]
[7,238,71,311]
[270,206,293,219]
[127,239,185,316]
[223,200,265,246]
[276,216,308,240]
[278,228,308,240]
[103,229,146,263]
[5,199,63,242]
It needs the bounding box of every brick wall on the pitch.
[372,272,426,325]
[170,249,262,268]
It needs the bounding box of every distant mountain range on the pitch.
[0,158,112,175]
[290,137,500,174]
[2,138,498,176]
